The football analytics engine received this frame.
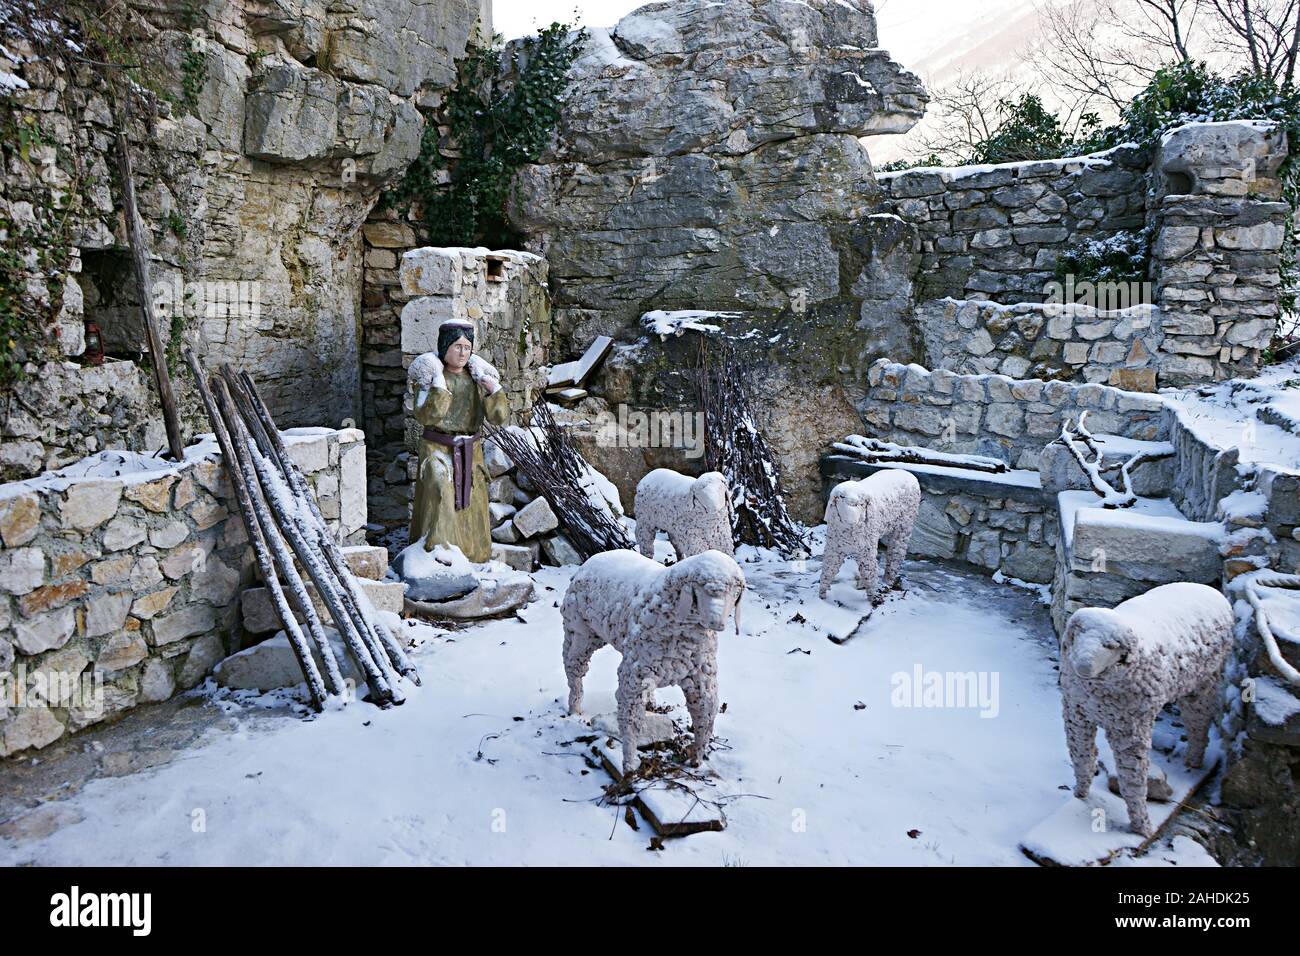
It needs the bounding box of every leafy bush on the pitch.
[971,94,1071,164]
[387,23,588,248]
[1054,229,1151,287]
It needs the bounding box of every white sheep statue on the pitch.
[562,548,746,775]
[1060,582,1233,836]
[818,468,921,601]
[634,469,734,560]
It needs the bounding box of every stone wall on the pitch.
[883,120,1289,389]
[860,359,1169,471]
[1150,121,1289,385]
[915,298,1162,390]
[0,0,483,479]
[0,427,366,758]
[878,147,1148,304]
[0,360,166,481]
[361,245,551,535]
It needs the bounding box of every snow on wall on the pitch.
[0,428,367,758]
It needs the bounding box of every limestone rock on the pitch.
[215,628,366,691]
[0,546,45,595]
[512,497,559,538]
[1,704,65,756]
[60,480,122,531]
[12,605,76,656]
[240,577,407,634]
[406,570,535,619]
[0,492,41,546]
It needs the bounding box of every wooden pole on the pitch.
[183,348,332,709]
[116,131,185,462]
[231,368,420,685]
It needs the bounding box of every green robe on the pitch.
[409,370,510,563]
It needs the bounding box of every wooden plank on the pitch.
[115,132,185,462]
[593,741,725,837]
[546,335,614,389]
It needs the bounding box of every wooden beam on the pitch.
[115,131,185,462]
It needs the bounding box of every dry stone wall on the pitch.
[878,147,1148,303]
[0,427,365,757]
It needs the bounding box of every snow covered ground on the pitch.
[0,536,1215,866]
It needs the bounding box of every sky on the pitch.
[490,0,1005,62]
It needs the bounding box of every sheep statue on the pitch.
[562,548,746,775]
[818,469,921,602]
[1060,582,1233,836]
[634,469,734,560]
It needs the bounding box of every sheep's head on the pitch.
[825,481,869,525]
[692,472,730,514]
[1063,608,1133,679]
[665,550,746,635]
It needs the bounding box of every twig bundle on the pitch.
[698,340,808,557]
[184,349,419,710]
[485,403,635,561]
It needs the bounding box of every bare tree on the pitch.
[1205,0,1300,84]
[910,70,1028,164]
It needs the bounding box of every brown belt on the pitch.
[423,428,477,511]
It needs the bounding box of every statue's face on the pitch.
[443,335,473,372]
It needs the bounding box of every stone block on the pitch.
[240,577,407,634]
[513,497,559,539]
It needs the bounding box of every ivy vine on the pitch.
[386,22,588,248]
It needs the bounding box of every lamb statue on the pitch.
[634,469,734,560]
[562,548,746,775]
[818,469,921,601]
[1060,582,1233,836]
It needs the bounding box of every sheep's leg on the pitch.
[667,531,689,561]
[615,660,647,777]
[635,519,657,558]
[856,541,881,602]
[562,619,600,715]
[682,674,717,767]
[1180,683,1219,770]
[1108,715,1156,837]
[819,546,845,599]
[1063,695,1098,799]
[882,526,909,591]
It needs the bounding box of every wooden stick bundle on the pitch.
[697,339,808,557]
[184,350,418,709]
[484,403,635,561]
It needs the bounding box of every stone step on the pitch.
[240,576,406,634]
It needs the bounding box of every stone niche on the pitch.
[361,246,551,533]
[0,427,366,758]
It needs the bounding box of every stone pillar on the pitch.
[1151,120,1289,385]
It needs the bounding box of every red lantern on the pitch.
[83,320,104,365]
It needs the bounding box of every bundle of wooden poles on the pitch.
[184,349,419,710]
[697,339,808,558]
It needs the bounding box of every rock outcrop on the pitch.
[512,0,926,341]
[508,0,927,521]
[1,0,484,482]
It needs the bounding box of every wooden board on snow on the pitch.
[1019,724,1221,867]
[593,740,725,837]
[546,335,614,389]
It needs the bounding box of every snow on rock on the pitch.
[640,309,742,339]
